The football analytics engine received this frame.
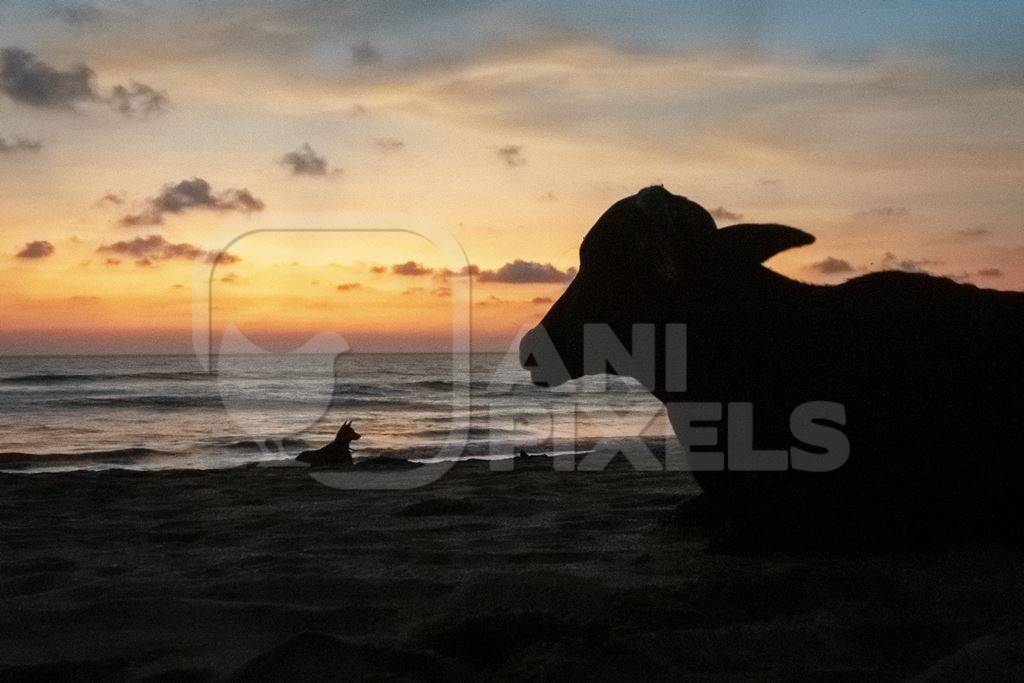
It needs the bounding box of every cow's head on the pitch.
[519,186,814,388]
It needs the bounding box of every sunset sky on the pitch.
[1,1,1022,354]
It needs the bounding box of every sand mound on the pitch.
[230,632,461,682]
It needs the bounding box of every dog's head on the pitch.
[335,420,361,443]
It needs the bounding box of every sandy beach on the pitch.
[3,453,1023,681]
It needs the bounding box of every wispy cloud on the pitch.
[96,192,125,206]
[954,226,991,240]
[476,295,509,307]
[288,39,1022,184]
[880,251,937,273]
[709,206,743,222]
[854,206,909,220]
[497,144,525,167]
[374,137,404,152]
[0,136,42,153]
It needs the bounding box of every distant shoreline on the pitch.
[0,351,507,359]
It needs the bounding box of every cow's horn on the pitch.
[716,223,815,263]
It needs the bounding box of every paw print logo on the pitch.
[192,213,470,489]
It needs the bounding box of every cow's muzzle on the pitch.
[519,324,577,387]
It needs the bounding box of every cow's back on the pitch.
[832,271,1024,401]
[685,271,1024,538]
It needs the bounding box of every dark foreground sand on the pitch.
[2,454,1024,681]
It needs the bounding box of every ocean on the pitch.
[0,353,672,473]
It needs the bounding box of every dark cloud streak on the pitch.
[477,260,575,284]
[0,48,94,109]
[280,144,339,177]
[392,261,431,276]
[387,259,575,283]
[120,178,264,226]
[497,145,525,167]
[55,4,105,26]
[0,136,42,153]
[15,241,55,259]
[97,234,241,265]
[96,192,125,206]
[0,47,166,117]
[808,256,854,275]
[108,81,168,117]
[351,41,383,65]
[955,226,991,240]
[855,206,909,220]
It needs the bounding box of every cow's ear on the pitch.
[717,223,815,263]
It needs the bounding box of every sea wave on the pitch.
[329,397,440,410]
[1,371,213,385]
[409,426,520,440]
[53,395,228,409]
[0,447,172,470]
[224,437,309,451]
[14,393,445,412]
[404,379,465,391]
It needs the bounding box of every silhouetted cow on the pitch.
[520,186,1024,540]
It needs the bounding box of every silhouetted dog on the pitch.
[296,421,361,467]
[521,186,1024,543]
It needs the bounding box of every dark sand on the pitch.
[2,454,1024,681]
